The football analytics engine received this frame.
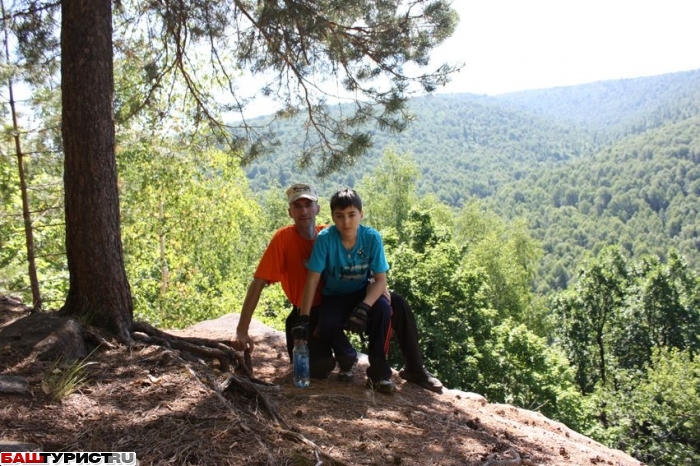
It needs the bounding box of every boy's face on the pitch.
[331,205,363,238]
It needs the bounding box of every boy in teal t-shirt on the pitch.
[299,188,395,393]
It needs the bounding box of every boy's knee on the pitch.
[373,297,392,317]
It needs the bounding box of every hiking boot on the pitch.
[367,378,396,394]
[399,367,443,393]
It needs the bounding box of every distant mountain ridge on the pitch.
[496,69,700,131]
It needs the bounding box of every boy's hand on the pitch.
[345,302,370,334]
[292,315,310,340]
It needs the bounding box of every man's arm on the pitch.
[232,277,267,351]
[300,271,322,316]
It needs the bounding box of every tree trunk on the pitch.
[1,0,42,310]
[60,0,133,342]
[11,95,42,311]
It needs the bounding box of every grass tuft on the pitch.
[41,354,94,401]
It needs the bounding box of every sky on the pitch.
[430,0,700,96]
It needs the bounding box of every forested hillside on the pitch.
[245,93,600,205]
[243,69,700,289]
[489,115,700,292]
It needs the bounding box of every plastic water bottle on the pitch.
[293,339,310,388]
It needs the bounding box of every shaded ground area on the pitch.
[1,312,643,465]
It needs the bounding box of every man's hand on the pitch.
[232,331,255,352]
[292,315,310,340]
[345,302,371,334]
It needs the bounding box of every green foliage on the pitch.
[248,282,290,333]
[255,181,293,234]
[627,251,700,354]
[386,207,585,428]
[118,143,266,329]
[588,348,700,465]
[479,321,587,431]
[553,247,629,393]
[1,2,65,308]
[0,147,22,290]
[0,95,66,308]
[493,114,700,294]
[357,148,419,240]
[553,245,700,462]
[455,201,542,327]
[499,69,700,132]
[612,251,700,374]
[555,246,700,396]
[387,233,491,391]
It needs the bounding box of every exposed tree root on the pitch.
[220,374,288,429]
[129,320,346,464]
[131,321,247,374]
[82,324,117,350]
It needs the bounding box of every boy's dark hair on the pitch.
[330,188,363,212]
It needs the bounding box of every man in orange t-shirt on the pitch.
[232,183,443,392]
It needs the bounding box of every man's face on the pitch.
[331,205,363,238]
[288,198,320,225]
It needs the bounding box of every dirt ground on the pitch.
[1,312,644,466]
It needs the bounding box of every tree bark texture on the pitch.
[61,0,133,341]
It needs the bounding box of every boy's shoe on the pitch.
[337,369,354,382]
[367,378,396,394]
[399,367,443,393]
[338,359,357,382]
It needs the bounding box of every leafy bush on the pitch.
[587,348,700,465]
[480,321,587,431]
